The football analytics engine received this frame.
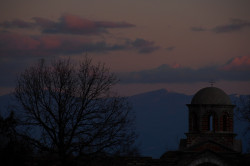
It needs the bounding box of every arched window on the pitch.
[223,115,227,131]
[192,113,198,131]
[208,115,213,131]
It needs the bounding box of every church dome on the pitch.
[191,87,232,105]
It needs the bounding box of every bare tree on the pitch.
[15,57,135,163]
[236,95,250,152]
[237,95,250,131]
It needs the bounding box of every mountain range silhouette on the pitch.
[0,89,249,158]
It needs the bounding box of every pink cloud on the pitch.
[54,14,135,35]
[0,32,159,56]
[222,56,250,71]
[0,33,40,51]
[62,14,96,31]
[0,14,135,35]
[60,13,135,29]
[40,36,62,50]
[171,63,181,69]
[0,32,132,56]
[0,32,79,56]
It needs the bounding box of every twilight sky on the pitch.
[1,0,250,96]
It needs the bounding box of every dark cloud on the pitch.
[0,19,35,29]
[32,17,56,29]
[212,18,250,33]
[0,14,135,35]
[0,32,122,56]
[119,65,219,83]
[190,27,207,32]
[118,56,250,84]
[0,32,159,56]
[0,14,159,56]
[166,46,175,51]
[191,18,250,34]
[129,38,160,54]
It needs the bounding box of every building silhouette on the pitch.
[91,87,250,166]
[161,87,249,166]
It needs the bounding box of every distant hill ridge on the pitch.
[0,89,249,158]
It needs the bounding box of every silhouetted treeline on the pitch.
[0,112,33,166]
[237,95,250,152]
[0,57,139,166]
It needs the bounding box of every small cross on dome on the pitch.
[209,80,215,87]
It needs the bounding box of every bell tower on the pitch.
[162,87,246,166]
[181,87,241,152]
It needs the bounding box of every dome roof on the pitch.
[191,87,232,105]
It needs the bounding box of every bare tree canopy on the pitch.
[15,57,135,161]
[236,95,250,152]
[237,95,250,130]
